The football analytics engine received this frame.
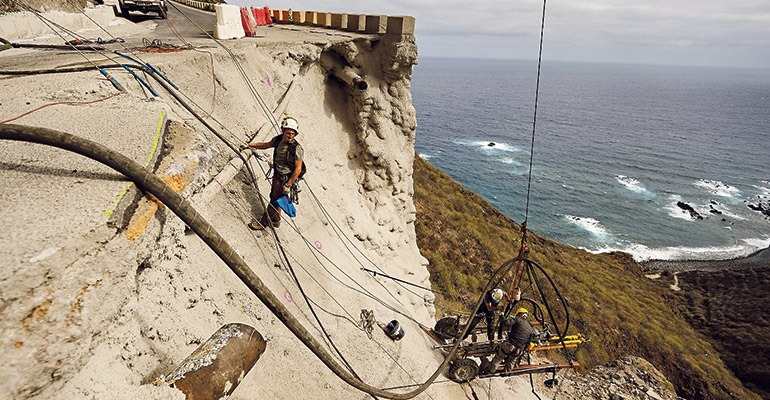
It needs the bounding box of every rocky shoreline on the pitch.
[642,245,770,272]
[644,246,770,399]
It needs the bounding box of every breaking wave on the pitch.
[453,139,521,153]
[591,237,770,262]
[616,175,652,195]
[664,195,699,220]
[694,179,741,198]
[563,215,610,241]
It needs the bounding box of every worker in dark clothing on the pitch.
[241,116,304,229]
[463,288,508,341]
[486,307,537,373]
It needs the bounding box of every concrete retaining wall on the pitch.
[194,2,415,37]
[273,9,414,35]
[172,0,216,12]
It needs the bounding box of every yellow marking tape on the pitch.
[105,111,166,218]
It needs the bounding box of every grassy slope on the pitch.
[413,156,757,400]
[659,267,770,399]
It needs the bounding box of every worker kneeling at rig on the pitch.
[483,307,536,373]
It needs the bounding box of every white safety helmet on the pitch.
[281,117,299,134]
[491,288,504,304]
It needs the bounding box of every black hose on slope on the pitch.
[0,123,462,400]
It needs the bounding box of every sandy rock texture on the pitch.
[537,357,681,400]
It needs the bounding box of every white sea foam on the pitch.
[753,182,770,197]
[615,175,649,194]
[498,157,520,165]
[480,142,519,153]
[418,153,432,160]
[453,139,520,153]
[717,208,747,221]
[664,195,696,220]
[694,179,741,197]
[590,236,770,262]
[563,215,610,240]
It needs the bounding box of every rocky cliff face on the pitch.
[0,8,709,400]
[0,10,499,399]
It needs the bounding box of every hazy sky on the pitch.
[228,1,770,69]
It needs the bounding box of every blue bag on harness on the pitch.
[275,195,296,217]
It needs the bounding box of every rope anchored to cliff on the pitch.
[0,124,469,400]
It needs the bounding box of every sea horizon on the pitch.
[418,55,770,73]
[412,57,770,262]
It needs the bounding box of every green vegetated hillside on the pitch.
[412,156,758,400]
[656,266,770,399]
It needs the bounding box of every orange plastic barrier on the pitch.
[264,7,272,24]
[255,7,266,26]
[240,7,256,36]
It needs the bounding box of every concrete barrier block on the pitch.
[214,4,245,39]
[386,15,415,35]
[304,11,317,25]
[330,13,347,29]
[274,9,288,23]
[315,12,331,27]
[345,14,365,32]
[365,15,387,34]
[291,10,305,24]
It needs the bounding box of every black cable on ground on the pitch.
[361,268,444,295]
[0,123,466,400]
[0,36,12,52]
[304,182,426,300]
[11,43,105,51]
[0,64,119,75]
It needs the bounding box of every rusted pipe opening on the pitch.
[333,65,368,90]
[162,323,266,400]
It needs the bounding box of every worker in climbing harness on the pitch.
[463,288,509,341]
[484,307,536,374]
[241,116,304,230]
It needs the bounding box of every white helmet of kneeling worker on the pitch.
[491,288,504,304]
[281,117,299,134]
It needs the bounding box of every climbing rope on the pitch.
[0,92,124,124]
[1,124,474,400]
[361,268,443,295]
[522,0,548,226]
[11,0,125,91]
[304,182,427,300]
[510,0,548,317]
[360,309,376,339]
[139,38,192,52]
[4,6,459,399]
[166,1,282,137]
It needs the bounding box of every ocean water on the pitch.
[412,58,770,261]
